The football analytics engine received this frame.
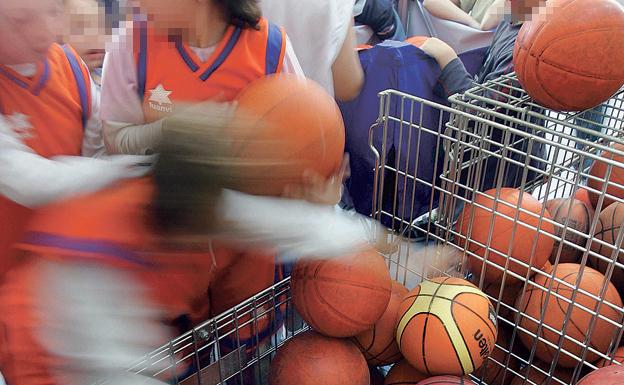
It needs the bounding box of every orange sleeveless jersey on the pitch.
[0,178,225,385]
[135,18,286,122]
[0,43,91,275]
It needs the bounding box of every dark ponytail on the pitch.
[218,0,262,29]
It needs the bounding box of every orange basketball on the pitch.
[291,246,392,337]
[268,330,369,385]
[588,143,624,209]
[545,198,594,264]
[384,360,428,385]
[458,188,554,284]
[473,327,518,385]
[406,36,429,48]
[416,376,477,385]
[354,280,409,366]
[232,74,345,196]
[396,277,498,376]
[589,202,624,295]
[513,0,624,111]
[578,365,624,384]
[597,346,624,367]
[516,263,623,367]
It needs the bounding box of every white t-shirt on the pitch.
[261,0,355,96]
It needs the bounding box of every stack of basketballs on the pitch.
[268,242,501,385]
[454,183,624,384]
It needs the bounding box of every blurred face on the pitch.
[137,0,200,31]
[0,0,64,64]
[509,0,547,22]
[63,0,109,70]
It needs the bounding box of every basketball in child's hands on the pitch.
[545,198,594,264]
[458,188,554,284]
[231,74,345,196]
[513,0,624,111]
[268,330,369,385]
[291,246,392,337]
[589,201,624,295]
[353,281,409,366]
[396,277,497,376]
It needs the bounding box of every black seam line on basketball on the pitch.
[451,291,498,336]
[450,304,478,374]
[552,274,602,355]
[414,293,498,338]
[364,324,377,352]
[539,271,588,360]
[294,275,391,293]
[595,216,606,270]
[582,202,591,236]
[430,312,467,376]
[363,330,399,364]
[534,28,624,80]
[610,204,618,264]
[300,264,323,332]
[422,279,452,377]
[309,270,374,329]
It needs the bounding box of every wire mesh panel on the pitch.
[121,74,624,385]
[369,74,624,385]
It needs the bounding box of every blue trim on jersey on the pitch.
[199,27,243,81]
[174,38,200,73]
[61,45,89,129]
[22,231,154,268]
[31,59,50,96]
[137,22,148,102]
[265,23,283,75]
[0,67,29,89]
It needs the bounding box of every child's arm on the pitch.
[479,0,506,31]
[423,0,481,29]
[420,38,475,96]
[0,116,151,208]
[332,19,365,102]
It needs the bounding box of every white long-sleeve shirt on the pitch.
[0,64,152,208]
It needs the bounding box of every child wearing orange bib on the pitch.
[0,0,151,278]
[100,0,303,155]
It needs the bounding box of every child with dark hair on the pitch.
[100,0,303,156]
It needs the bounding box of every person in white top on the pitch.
[100,0,304,156]
[260,0,364,101]
[0,0,150,209]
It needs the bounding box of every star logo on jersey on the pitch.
[148,84,173,113]
[6,113,34,139]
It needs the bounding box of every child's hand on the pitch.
[419,38,459,70]
[283,154,351,206]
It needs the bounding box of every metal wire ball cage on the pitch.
[369,73,624,384]
[119,74,624,385]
